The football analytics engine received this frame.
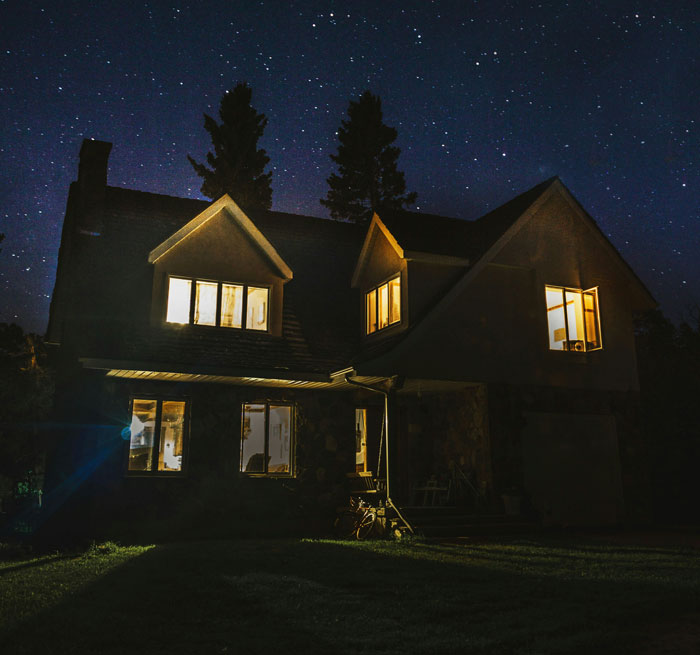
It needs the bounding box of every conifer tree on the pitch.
[321,90,416,223]
[188,83,272,209]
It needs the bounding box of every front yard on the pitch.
[1,535,699,654]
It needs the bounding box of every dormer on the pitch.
[351,212,470,336]
[148,196,292,337]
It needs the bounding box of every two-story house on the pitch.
[45,139,655,535]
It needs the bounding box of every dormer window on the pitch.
[545,285,601,352]
[366,275,401,334]
[166,276,268,331]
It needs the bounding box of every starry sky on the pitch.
[1,0,698,334]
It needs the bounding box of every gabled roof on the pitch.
[351,177,558,287]
[148,195,293,280]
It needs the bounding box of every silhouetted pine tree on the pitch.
[188,83,272,209]
[321,91,416,223]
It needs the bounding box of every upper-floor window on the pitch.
[240,402,293,475]
[127,398,188,474]
[166,276,268,331]
[545,285,601,352]
[366,275,401,334]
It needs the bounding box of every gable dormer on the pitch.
[351,212,470,336]
[148,196,292,337]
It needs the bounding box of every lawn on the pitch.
[1,535,699,654]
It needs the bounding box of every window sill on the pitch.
[161,322,277,337]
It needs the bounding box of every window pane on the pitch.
[268,405,291,473]
[158,401,186,472]
[366,289,377,334]
[545,286,566,350]
[389,277,401,324]
[565,290,585,351]
[166,278,192,324]
[221,283,243,328]
[246,287,268,331]
[584,289,601,349]
[241,404,266,472]
[194,280,218,326]
[378,282,389,329]
[355,409,368,473]
[128,399,157,471]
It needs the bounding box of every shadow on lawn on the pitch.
[1,538,699,655]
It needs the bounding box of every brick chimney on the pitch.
[76,138,112,235]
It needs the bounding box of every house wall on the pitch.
[43,371,383,540]
[150,210,286,336]
[406,261,465,324]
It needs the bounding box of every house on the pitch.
[44,139,656,536]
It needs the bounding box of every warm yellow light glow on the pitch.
[545,285,601,352]
[194,280,217,326]
[158,400,185,471]
[389,276,401,324]
[128,399,157,471]
[221,283,243,328]
[247,286,268,331]
[366,275,400,334]
[366,289,377,333]
[355,408,368,473]
[166,278,192,324]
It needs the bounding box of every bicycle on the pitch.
[334,496,377,540]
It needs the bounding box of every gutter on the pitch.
[344,374,414,535]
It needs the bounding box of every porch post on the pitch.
[384,386,398,503]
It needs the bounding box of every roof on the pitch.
[58,175,653,382]
[148,195,293,280]
[376,176,558,261]
[68,186,364,375]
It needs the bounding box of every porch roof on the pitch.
[80,358,473,393]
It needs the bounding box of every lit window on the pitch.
[128,398,187,474]
[240,403,293,475]
[166,278,191,324]
[194,280,217,326]
[545,285,601,352]
[221,283,244,328]
[166,276,269,331]
[355,408,368,473]
[366,276,401,334]
[247,286,268,331]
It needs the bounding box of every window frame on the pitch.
[545,284,602,353]
[365,274,402,335]
[239,401,295,477]
[125,395,190,477]
[165,275,270,332]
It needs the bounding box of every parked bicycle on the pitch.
[334,496,377,540]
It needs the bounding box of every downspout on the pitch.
[344,374,414,535]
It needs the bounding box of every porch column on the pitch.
[385,387,399,502]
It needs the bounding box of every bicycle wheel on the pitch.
[355,510,377,540]
[334,510,359,539]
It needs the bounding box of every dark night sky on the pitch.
[1,0,698,334]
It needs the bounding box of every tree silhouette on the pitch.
[321,90,416,223]
[188,83,272,209]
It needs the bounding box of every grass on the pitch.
[0,535,698,654]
